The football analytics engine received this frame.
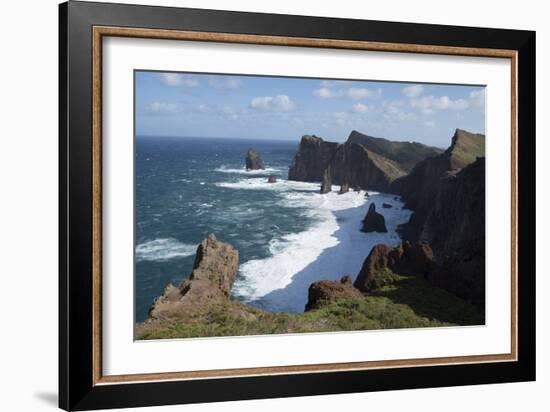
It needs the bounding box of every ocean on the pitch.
[136,136,411,322]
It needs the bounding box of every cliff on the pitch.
[392,129,484,241]
[288,130,442,192]
[136,235,482,340]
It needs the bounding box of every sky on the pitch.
[135,71,485,148]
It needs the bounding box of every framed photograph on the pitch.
[59,1,536,410]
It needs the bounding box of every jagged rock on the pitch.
[320,166,332,194]
[354,241,435,292]
[245,148,265,170]
[391,129,485,241]
[267,175,277,183]
[338,183,350,194]
[148,234,239,319]
[305,275,363,311]
[382,203,392,208]
[361,203,387,233]
[288,131,441,192]
[423,158,486,307]
[288,135,338,181]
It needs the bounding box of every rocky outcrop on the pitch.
[338,183,349,194]
[147,234,239,320]
[288,131,441,192]
[391,129,485,241]
[354,241,435,292]
[422,158,486,306]
[361,203,387,233]
[245,148,265,170]
[288,135,338,181]
[320,166,332,194]
[346,130,444,172]
[305,275,363,311]
[267,175,277,183]
[382,203,392,208]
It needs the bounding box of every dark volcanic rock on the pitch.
[245,148,265,170]
[391,129,485,241]
[361,203,387,233]
[354,241,435,293]
[347,130,444,173]
[423,158,486,307]
[305,276,363,311]
[338,183,350,194]
[267,175,277,183]
[382,203,392,208]
[320,166,332,194]
[288,131,441,192]
[288,135,338,181]
[148,234,239,319]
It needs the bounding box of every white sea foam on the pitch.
[215,177,319,192]
[215,165,284,175]
[231,189,412,313]
[136,238,197,262]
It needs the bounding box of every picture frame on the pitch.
[59,1,536,410]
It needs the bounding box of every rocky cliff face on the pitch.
[423,158,486,306]
[147,234,239,320]
[245,148,265,170]
[346,130,443,172]
[288,130,441,192]
[392,129,485,241]
[354,241,435,293]
[288,135,338,181]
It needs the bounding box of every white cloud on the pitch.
[469,89,485,110]
[313,87,336,99]
[250,95,296,111]
[424,120,436,127]
[352,103,369,113]
[410,95,469,114]
[402,84,424,97]
[208,77,242,90]
[332,111,349,126]
[146,101,179,114]
[159,73,199,87]
[382,100,416,121]
[313,82,381,100]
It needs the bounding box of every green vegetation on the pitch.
[136,273,483,340]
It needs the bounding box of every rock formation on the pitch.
[361,203,387,233]
[391,129,485,241]
[338,183,350,194]
[354,241,435,292]
[147,234,239,320]
[267,175,277,183]
[320,166,332,194]
[382,203,392,208]
[245,148,265,170]
[288,135,338,181]
[288,130,442,192]
[305,275,363,311]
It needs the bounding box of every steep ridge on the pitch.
[288,130,442,192]
[347,130,444,172]
[391,129,485,240]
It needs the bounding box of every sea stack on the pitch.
[320,166,332,194]
[245,148,265,171]
[361,203,387,233]
[267,175,277,183]
[338,183,350,194]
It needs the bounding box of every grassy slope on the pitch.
[136,274,483,340]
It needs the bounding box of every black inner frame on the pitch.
[59,1,536,411]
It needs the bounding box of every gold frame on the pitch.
[92,26,518,386]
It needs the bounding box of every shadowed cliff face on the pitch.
[288,131,442,192]
[392,129,485,241]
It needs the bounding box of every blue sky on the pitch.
[135,71,485,148]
